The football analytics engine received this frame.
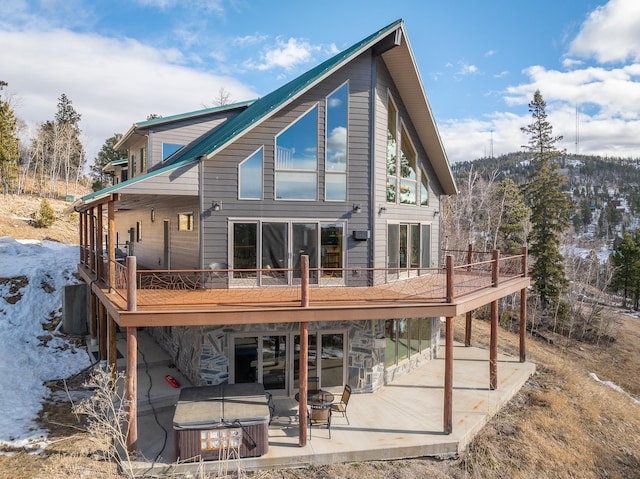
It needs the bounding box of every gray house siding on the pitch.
[147,113,240,169]
[200,52,375,273]
[373,59,442,271]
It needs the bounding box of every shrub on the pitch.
[33,198,56,228]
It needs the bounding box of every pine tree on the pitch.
[495,178,530,255]
[0,81,19,194]
[521,90,572,310]
[90,133,125,191]
[609,232,640,309]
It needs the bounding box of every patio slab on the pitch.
[115,332,535,476]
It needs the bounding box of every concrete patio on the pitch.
[91,329,535,476]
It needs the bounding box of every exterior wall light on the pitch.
[212,201,222,211]
[353,204,362,214]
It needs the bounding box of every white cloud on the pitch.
[568,0,640,63]
[458,63,478,75]
[245,37,318,72]
[0,29,258,163]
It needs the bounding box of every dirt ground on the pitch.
[0,194,639,478]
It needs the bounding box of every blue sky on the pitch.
[1,0,639,164]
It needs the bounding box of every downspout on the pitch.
[369,51,377,271]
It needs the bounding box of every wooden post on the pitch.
[108,199,116,291]
[444,316,454,434]
[519,247,528,363]
[126,326,138,452]
[79,211,85,264]
[89,292,97,341]
[467,243,473,271]
[126,256,137,312]
[492,249,500,287]
[108,313,117,384]
[98,301,107,362]
[89,208,96,274]
[490,300,498,390]
[520,287,527,362]
[96,203,104,281]
[464,311,472,347]
[299,255,309,446]
[446,255,454,303]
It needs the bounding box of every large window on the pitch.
[420,169,429,206]
[386,98,398,203]
[399,127,417,205]
[231,220,345,285]
[325,84,348,201]
[239,147,263,199]
[384,318,433,367]
[275,106,318,200]
[388,222,425,274]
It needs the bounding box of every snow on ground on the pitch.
[0,237,90,450]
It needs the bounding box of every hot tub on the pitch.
[173,383,270,461]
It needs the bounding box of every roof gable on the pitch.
[81,18,457,205]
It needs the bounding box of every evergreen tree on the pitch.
[609,232,640,309]
[0,81,19,194]
[90,133,125,191]
[521,90,572,310]
[495,178,530,255]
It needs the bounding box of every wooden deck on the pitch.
[80,263,530,328]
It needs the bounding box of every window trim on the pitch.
[274,104,319,201]
[325,81,349,202]
[238,146,264,200]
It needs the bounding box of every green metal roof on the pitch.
[80,19,405,205]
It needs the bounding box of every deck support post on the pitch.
[490,300,498,390]
[464,311,472,347]
[98,301,107,362]
[445,255,454,303]
[126,256,137,311]
[125,326,138,452]
[444,316,454,434]
[299,255,309,446]
[89,291,97,341]
[108,313,117,384]
[108,198,115,292]
[519,247,528,363]
[96,203,103,281]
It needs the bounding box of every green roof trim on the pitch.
[111,158,128,166]
[134,99,256,128]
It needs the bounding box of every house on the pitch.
[74,19,530,450]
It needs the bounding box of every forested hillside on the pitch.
[451,153,640,243]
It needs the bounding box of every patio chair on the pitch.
[308,376,319,392]
[330,384,352,424]
[308,405,331,439]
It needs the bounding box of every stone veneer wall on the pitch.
[148,316,441,391]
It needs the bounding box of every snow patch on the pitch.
[589,372,640,405]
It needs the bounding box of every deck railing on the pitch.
[82,245,527,310]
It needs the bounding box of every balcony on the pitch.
[78,248,530,328]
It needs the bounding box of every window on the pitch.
[136,221,142,242]
[140,147,146,173]
[386,98,398,203]
[325,84,348,201]
[130,154,136,178]
[162,143,184,161]
[385,318,433,367]
[177,212,194,231]
[388,222,423,272]
[399,127,417,205]
[275,106,318,200]
[230,220,345,285]
[239,147,263,199]
[420,169,429,206]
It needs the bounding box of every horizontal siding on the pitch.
[122,164,199,196]
[147,111,243,169]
